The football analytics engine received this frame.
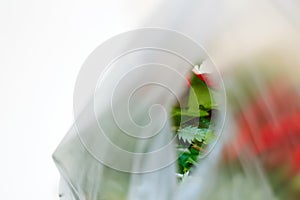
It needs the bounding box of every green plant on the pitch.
[171,69,218,178]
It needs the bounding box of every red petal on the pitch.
[194,73,218,89]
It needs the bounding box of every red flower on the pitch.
[186,72,218,89]
[194,73,216,89]
[228,79,300,174]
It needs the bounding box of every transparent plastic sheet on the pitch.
[53,0,300,199]
[52,27,222,200]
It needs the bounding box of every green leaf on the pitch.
[177,126,196,143]
[188,73,213,111]
[172,107,209,118]
[202,131,215,144]
[172,70,219,178]
[177,126,214,143]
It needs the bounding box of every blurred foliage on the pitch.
[171,71,217,177]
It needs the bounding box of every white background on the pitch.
[0,0,160,199]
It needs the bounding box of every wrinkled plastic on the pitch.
[53,0,300,199]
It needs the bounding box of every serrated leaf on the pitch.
[177,126,214,143]
[178,126,197,143]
